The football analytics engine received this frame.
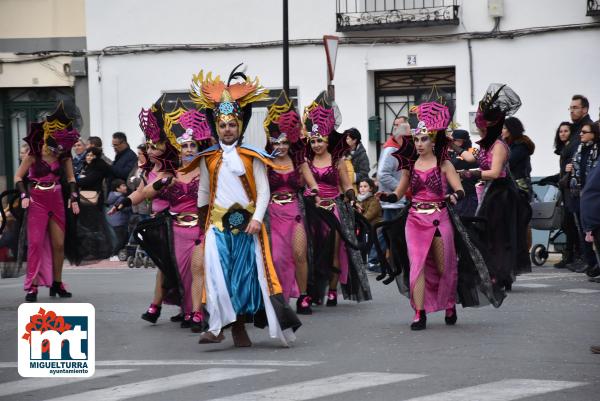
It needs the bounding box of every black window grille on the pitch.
[587,0,600,16]
[336,0,459,31]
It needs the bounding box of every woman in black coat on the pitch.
[552,122,580,268]
[565,122,600,273]
[502,117,535,201]
[75,146,115,261]
[77,147,110,197]
[344,128,371,187]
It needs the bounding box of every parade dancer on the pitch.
[14,103,80,302]
[302,91,371,306]
[182,67,301,347]
[142,101,213,331]
[452,84,531,291]
[113,97,176,324]
[378,101,504,330]
[264,92,319,314]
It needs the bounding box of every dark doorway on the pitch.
[375,67,456,157]
[0,87,75,191]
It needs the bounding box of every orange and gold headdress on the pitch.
[190,64,269,136]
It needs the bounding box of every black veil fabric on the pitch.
[74,203,117,263]
[477,84,522,150]
[303,196,372,302]
[476,177,532,287]
[373,203,505,308]
[303,197,339,302]
[479,83,522,118]
[253,293,302,332]
[372,207,410,286]
[134,212,182,306]
[0,190,26,278]
[448,210,506,307]
[60,173,81,265]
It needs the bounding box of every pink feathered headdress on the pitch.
[410,102,450,136]
[178,109,213,144]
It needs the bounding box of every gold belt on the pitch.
[172,212,199,227]
[210,202,256,233]
[33,182,57,191]
[411,201,445,215]
[317,198,336,211]
[271,192,296,205]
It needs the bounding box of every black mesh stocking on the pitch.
[292,224,308,294]
[329,233,341,289]
[412,234,445,311]
[412,271,425,311]
[191,244,204,312]
[48,218,65,282]
[431,235,445,276]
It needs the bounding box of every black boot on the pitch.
[326,289,337,307]
[49,281,72,298]
[25,285,38,302]
[410,310,427,331]
[586,265,600,278]
[445,306,458,325]
[554,251,573,269]
[170,312,185,322]
[296,294,313,315]
[141,304,161,324]
[190,311,205,333]
[566,259,587,272]
[180,313,192,329]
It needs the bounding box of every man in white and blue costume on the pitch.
[182,67,301,347]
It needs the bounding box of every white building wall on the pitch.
[85,0,600,175]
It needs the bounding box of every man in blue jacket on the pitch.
[580,162,600,355]
[109,132,137,191]
[581,163,600,281]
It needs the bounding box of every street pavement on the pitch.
[0,264,599,401]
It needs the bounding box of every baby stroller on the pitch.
[125,214,154,269]
[529,179,566,266]
[125,243,154,268]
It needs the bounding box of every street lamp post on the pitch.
[283,0,289,96]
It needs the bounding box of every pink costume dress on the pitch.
[161,176,202,315]
[24,159,65,290]
[267,168,303,301]
[148,170,170,214]
[405,166,457,313]
[475,140,509,204]
[309,162,350,284]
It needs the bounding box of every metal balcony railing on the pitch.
[336,0,459,32]
[587,0,600,16]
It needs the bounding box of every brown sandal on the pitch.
[198,331,225,344]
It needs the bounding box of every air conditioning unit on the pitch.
[64,57,87,77]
